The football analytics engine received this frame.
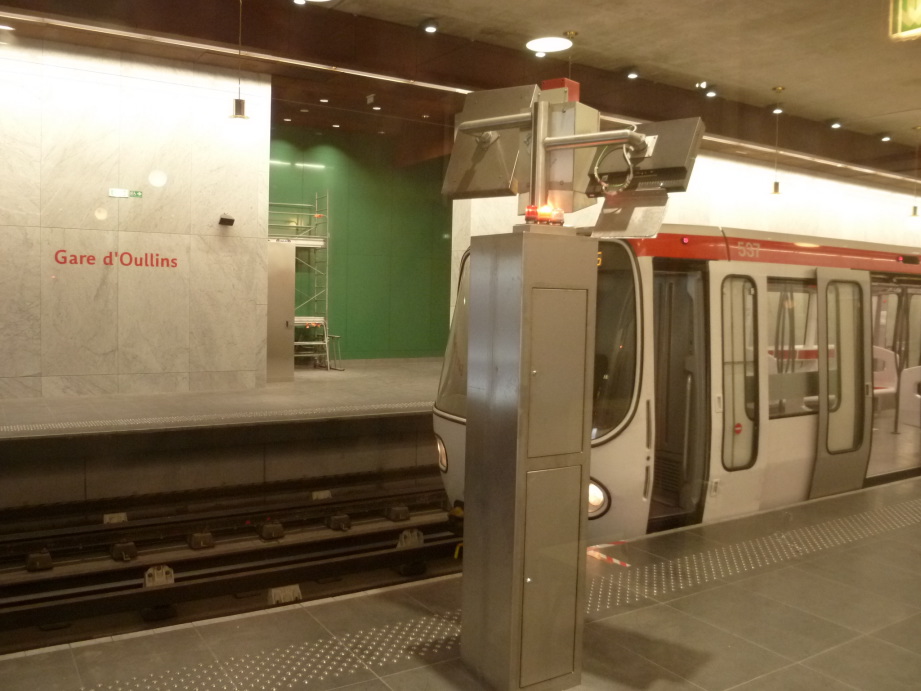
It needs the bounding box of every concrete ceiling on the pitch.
[331,0,921,146]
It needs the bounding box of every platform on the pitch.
[0,359,443,441]
[3,476,921,690]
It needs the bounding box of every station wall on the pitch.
[0,38,271,399]
[269,127,452,360]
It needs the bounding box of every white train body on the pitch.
[433,224,921,544]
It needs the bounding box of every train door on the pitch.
[702,264,768,522]
[586,242,654,543]
[810,268,873,498]
[648,264,709,531]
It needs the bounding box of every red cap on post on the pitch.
[540,78,580,102]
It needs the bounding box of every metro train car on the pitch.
[433,224,921,543]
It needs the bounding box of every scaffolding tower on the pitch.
[268,193,340,369]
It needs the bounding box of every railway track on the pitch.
[0,466,461,643]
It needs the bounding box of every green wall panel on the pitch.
[270,125,451,360]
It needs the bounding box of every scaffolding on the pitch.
[268,193,341,369]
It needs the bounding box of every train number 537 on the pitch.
[736,241,761,259]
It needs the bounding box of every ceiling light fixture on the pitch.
[231,0,247,118]
[772,106,782,194]
[912,127,920,217]
[293,0,306,5]
[535,51,546,58]
[525,35,573,53]
[319,98,328,103]
[770,103,783,115]
[625,66,639,79]
[827,118,843,129]
[0,23,14,30]
[705,85,718,98]
[372,105,381,111]
[421,18,438,33]
[880,133,892,142]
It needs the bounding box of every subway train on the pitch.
[432,224,921,544]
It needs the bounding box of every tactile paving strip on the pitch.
[586,494,921,614]
[81,610,461,690]
[0,401,432,435]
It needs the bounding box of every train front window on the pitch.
[434,255,470,418]
[592,243,640,440]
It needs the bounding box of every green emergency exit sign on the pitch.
[892,0,921,39]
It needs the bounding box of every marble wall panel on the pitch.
[188,78,270,240]
[42,375,119,397]
[41,41,122,79]
[41,75,120,231]
[189,370,256,392]
[118,372,190,395]
[117,81,193,235]
[116,231,190,375]
[0,61,41,227]
[41,227,118,376]
[0,377,42,399]
[189,235,265,372]
[253,302,267,388]
[0,226,41,377]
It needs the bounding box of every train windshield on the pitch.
[434,255,471,418]
[435,243,641,441]
[592,242,640,439]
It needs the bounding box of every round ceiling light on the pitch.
[525,36,572,53]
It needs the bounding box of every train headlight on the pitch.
[435,434,448,473]
[587,479,610,519]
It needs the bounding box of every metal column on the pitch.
[461,228,597,691]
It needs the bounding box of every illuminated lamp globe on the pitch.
[525,36,573,53]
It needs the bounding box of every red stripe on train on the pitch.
[627,233,921,274]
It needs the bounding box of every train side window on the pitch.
[871,291,900,349]
[434,256,471,418]
[592,243,640,440]
[766,279,818,418]
[826,281,864,453]
[721,277,758,470]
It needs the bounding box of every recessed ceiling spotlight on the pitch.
[770,103,783,114]
[421,18,438,33]
[695,80,708,89]
[283,118,292,122]
[827,118,843,129]
[535,51,546,58]
[293,0,306,5]
[332,124,340,128]
[526,35,573,53]
[422,114,430,119]
[880,133,892,142]
[299,108,309,113]
[625,66,639,79]
[319,98,329,103]
[0,24,15,30]
[372,105,381,111]
[705,85,718,98]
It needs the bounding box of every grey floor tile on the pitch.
[591,604,788,691]
[727,663,861,691]
[0,649,82,691]
[381,658,484,690]
[667,584,857,661]
[872,611,921,655]
[402,575,463,614]
[804,635,921,691]
[195,607,331,660]
[307,590,441,636]
[838,538,921,575]
[734,565,917,633]
[629,530,725,561]
[796,550,921,607]
[69,628,220,688]
[581,622,705,690]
